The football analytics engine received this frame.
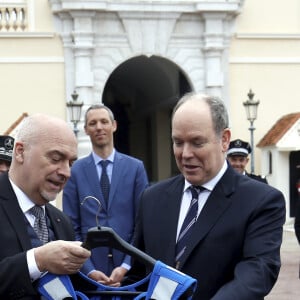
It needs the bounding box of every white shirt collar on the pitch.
[92,148,115,166]
[9,178,45,214]
[184,160,228,192]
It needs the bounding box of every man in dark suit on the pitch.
[63,104,148,286]
[227,138,268,183]
[131,93,285,299]
[0,114,91,299]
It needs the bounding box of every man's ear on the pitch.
[113,120,117,133]
[222,128,231,152]
[14,142,25,162]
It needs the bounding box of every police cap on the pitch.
[227,139,252,157]
[0,135,14,162]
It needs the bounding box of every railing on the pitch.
[0,2,27,32]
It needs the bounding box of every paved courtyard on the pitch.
[266,226,300,300]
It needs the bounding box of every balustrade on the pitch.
[0,2,27,32]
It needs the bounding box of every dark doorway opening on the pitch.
[289,151,300,217]
[102,55,192,182]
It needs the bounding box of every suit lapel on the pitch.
[0,174,32,250]
[46,204,66,239]
[109,151,122,207]
[178,168,237,268]
[82,154,107,210]
[159,176,185,263]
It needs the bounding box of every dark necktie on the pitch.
[30,205,49,244]
[100,160,110,204]
[175,186,204,268]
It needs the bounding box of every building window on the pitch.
[268,151,272,175]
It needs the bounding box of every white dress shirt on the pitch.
[176,161,228,241]
[9,178,45,281]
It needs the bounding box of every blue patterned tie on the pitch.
[30,205,49,244]
[175,186,204,268]
[100,160,110,204]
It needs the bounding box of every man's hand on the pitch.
[109,266,128,287]
[34,240,91,274]
[88,270,112,285]
[88,266,127,287]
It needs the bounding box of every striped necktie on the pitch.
[175,186,204,268]
[100,160,110,204]
[30,205,49,244]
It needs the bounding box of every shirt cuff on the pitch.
[121,262,131,271]
[27,249,43,281]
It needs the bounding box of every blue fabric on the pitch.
[38,260,197,300]
[76,271,151,300]
[38,273,78,299]
[142,261,197,300]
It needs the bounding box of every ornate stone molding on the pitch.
[48,0,244,118]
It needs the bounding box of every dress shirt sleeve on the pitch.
[26,249,43,281]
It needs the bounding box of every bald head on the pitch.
[15,114,76,147]
[9,114,78,205]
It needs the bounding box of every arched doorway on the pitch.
[102,55,192,182]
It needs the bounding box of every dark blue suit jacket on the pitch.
[0,173,75,299]
[132,165,286,299]
[63,151,148,275]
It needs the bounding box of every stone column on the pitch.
[202,13,227,98]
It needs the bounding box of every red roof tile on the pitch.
[4,112,28,135]
[257,112,300,147]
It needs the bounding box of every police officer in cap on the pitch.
[0,135,14,174]
[227,138,268,184]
